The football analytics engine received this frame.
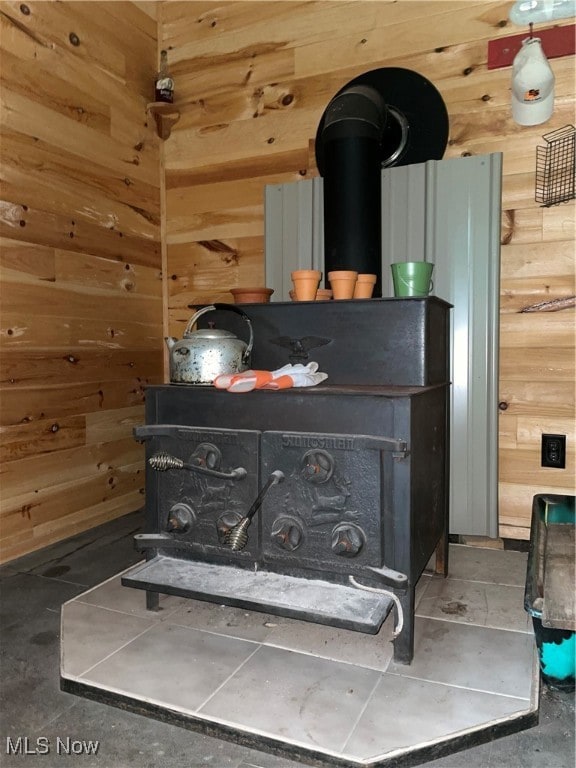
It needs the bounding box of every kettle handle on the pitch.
[185,304,254,362]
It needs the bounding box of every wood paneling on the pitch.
[161,0,575,539]
[1,1,573,560]
[0,1,161,562]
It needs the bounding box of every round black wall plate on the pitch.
[315,67,449,175]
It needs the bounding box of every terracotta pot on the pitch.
[353,274,377,299]
[315,288,333,301]
[230,287,274,304]
[289,289,297,301]
[291,270,322,301]
[328,270,358,300]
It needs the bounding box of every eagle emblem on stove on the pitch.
[269,335,331,363]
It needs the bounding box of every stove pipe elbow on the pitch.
[318,85,388,294]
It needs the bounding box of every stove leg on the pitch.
[146,589,160,612]
[434,528,449,577]
[392,586,414,665]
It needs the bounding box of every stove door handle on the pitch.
[148,452,247,480]
[224,470,285,551]
[185,462,247,480]
[245,470,285,522]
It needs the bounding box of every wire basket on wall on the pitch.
[535,124,576,207]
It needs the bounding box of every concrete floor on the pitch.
[1,510,574,768]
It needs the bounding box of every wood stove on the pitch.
[122,297,450,664]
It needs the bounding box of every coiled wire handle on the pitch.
[224,470,285,551]
[149,452,247,480]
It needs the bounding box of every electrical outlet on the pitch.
[541,434,566,469]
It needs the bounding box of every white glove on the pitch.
[214,362,328,392]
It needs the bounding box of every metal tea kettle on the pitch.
[165,304,254,385]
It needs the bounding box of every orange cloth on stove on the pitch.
[213,363,328,393]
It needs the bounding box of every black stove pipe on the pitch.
[319,85,388,295]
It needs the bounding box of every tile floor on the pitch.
[1,510,574,768]
[60,530,539,767]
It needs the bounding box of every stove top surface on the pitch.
[159,382,446,397]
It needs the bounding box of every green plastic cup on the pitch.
[391,262,434,297]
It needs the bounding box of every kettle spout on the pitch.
[164,336,177,351]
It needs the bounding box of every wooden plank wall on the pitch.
[0,1,163,562]
[161,0,575,539]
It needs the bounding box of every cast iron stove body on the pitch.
[123,298,451,664]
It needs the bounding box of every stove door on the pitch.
[260,430,405,576]
[135,425,260,561]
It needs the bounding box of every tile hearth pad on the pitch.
[61,545,539,768]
